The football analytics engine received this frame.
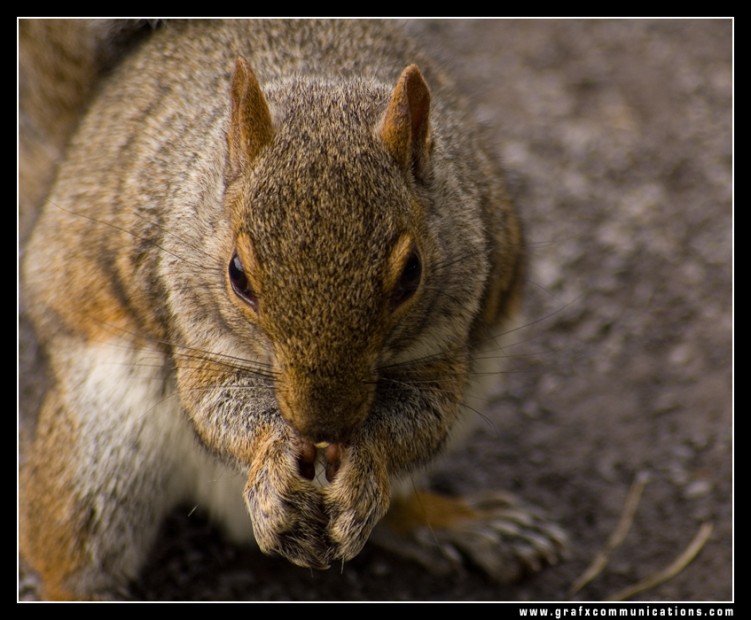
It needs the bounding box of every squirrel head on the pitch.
[222,58,435,445]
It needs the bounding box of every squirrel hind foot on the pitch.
[371,490,568,584]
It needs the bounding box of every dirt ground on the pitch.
[18,19,733,602]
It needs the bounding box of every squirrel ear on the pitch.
[378,64,432,182]
[227,57,274,177]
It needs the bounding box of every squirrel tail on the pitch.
[19,19,161,237]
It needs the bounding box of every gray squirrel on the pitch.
[19,19,565,599]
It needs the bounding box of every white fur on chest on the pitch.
[66,339,252,543]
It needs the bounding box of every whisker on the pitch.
[46,200,216,273]
[90,319,278,380]
[458,402,498,433]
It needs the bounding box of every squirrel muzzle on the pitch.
[276,371,376,445]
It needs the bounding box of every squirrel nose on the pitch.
[276,379,374,445]
[297,419,356,446]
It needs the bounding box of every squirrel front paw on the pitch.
[243,432,332,568]
[243,434,390,569]
[324,443,391,562]
[372,490,568,583]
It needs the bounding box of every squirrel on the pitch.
[19,19,566,600]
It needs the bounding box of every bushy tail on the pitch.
[19,19,161,239]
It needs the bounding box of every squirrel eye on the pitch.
[229,252,258,311]
[391,249,422,309]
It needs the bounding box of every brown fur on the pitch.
[382,491,477,534]
[19,392,88,601]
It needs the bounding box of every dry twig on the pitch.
[607,522,714,601]
[570,471,649,595]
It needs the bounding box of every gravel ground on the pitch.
[18,19,733,602]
